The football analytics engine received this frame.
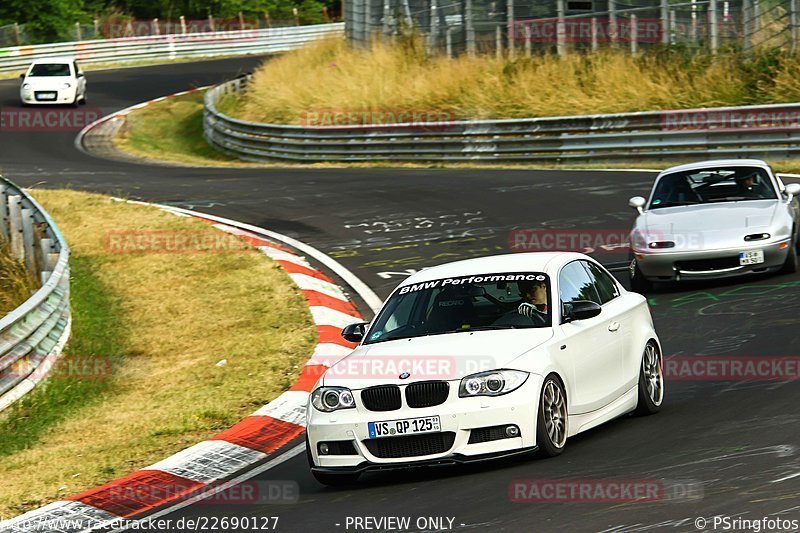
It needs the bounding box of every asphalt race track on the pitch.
[1,58,799,533]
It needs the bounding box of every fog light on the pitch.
[780,242,789,249]
[505,425,520,437]
[319,443,329,455]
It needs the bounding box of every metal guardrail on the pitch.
[0,23,344,73]
[204,76,800,163]
[0,177,70,412]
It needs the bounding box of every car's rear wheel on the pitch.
[306,435,360,486]
[629,258,652,294]
[536,375,567,457]
[635,341,663,415]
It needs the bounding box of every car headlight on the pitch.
[311,386,356,412]
[459,369,529,397]
[21,83,31,90]
[62,82,71,89]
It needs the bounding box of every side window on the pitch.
[582,261,619,304]
[559,262,600,305]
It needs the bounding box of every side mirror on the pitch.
[19,73,25,79]
[341,322,369,343]
[785,182,800,201]
[563,300,602,322]
[77,72,84,78]
[628,196,646,214]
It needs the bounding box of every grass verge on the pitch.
[0,189,316,517]
[0,240,39,316]
[112,92,800,174]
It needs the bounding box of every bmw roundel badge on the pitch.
[399,372,411,379]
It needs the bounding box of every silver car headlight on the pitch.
[459,369,529,397]
[311,386,356,412]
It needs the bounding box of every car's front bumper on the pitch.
[634,239,791,281]
[20,88,77,104]
[307,374,542,469]
[310,446,539,475]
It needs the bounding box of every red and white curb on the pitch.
[0,205,380,533]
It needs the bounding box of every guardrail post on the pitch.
[670,9,676,44]
[660,0,669,44]
[496,24,503,58]
[525,25,532,56]
[429,0,439,52]
[383,0,392,37]
[608,0,618,47]
[0,184,8,241]
[75,22,82,41]
[466,0,476,56]
[709,0,718,54]
[293,7,301,26]
[180,15,187,34]
[743,0,752,53]
[13,23,21,46]
[556,0,566,56]
[506,0,515,58]
[630,14,638,55]
[93,18,99,38]
[264,11,272,29]
[239,11,246,30]
[591,17,599,51]
[8,195,23,262]
[153,18,160,36]
[39,238,54,283]
[21,208,35,275]
[446,26,454,57]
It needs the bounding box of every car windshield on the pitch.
[649,166,777,209]
[28,63,71,77]
[365,272,552,344]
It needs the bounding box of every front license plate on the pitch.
[36,92,56,101]
[739,250,765,265]
[368,416,441,438]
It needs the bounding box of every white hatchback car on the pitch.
[20,58,87,106]
[306,252,664,485]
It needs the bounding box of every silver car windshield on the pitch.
[364,272,552,345]
[649,166,777,209]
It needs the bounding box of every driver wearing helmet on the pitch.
[517,280,548,318]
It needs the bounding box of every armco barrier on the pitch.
[0,23,343,73]
[0,177,70,412]
[204,76,800,163]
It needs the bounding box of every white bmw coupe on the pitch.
[306,252,663,485]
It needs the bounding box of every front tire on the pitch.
[780,236,798,274]
[306,435,360,486]
[536,375,567,457]
[635,341,664,415]
[629,258,652,294]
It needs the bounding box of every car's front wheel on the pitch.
[780,233,798,274]
[536,374,567,457]
[635,341,664,415]
[629,258,652,294]
[306,435,360,486]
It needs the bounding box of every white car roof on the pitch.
[397,252,591,287]
[659,159,771,177]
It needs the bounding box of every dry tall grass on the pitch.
[0,240,39,316]
[229,37,793,124]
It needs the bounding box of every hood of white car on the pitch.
[320,328,554,389]
[635,200,781,250]
[21,77,73,91]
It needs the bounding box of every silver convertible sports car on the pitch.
[628,159,800,292]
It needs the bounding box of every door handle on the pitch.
[608,321,620,332]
